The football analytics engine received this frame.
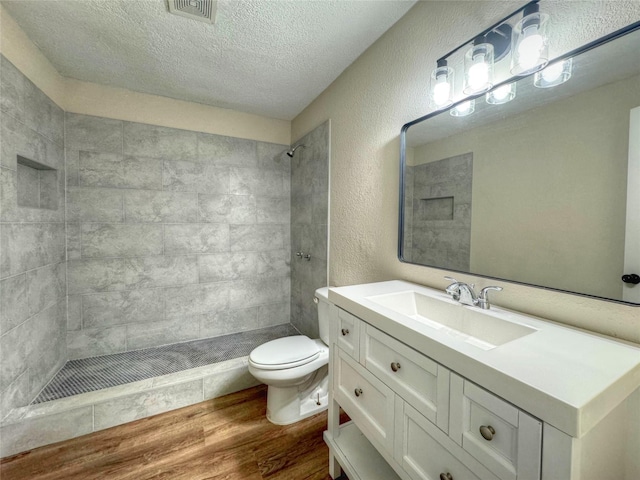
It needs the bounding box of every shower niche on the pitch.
[16,155,59,210]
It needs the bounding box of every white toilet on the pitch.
[248,287,331,425]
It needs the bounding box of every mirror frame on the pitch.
[398,21,640,306]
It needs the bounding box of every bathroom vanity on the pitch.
[323,281,640,480]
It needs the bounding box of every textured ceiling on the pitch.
[2,0,416,120]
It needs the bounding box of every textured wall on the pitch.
[290,121,329,338]
[65,113,291,359]
[292,1,640,343]
[0,55,67,419]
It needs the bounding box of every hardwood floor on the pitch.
[1,385,348,480]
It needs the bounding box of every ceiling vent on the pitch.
[167,0,217,24]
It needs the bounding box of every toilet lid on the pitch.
[249,336,320,370]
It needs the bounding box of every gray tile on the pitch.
[67,256,198,294]
[199,307,258,338]
[67,187,123,223]
[1,56,24,121]
[203,366,259,400]
[93,380,203,430]
[0,274,29,335]
[66,223,82,260]
[67,325,127,359]
[65,149,80,186]
[258,302,291,327]
[312,192,329,224]
[1,167,64,223]
[0,223,65,278]
[198,251,289,283]
[23,78,64,145]
[123,122,197,161]
[228,277,289,309]
[67,295,83,331]
[165,282,230,319]
[164,223,229,254]
[123,190,197,223]
[257,142,289,172]
[291,194,313,225]
[162,160,228,193]
[0,371,30,421]
[0,406,93,458]
[126,318,200,351]
[230,167,284,196]
[1,113,47,170]
[198,194,256,224]
[26,302,66,372]
[81,223,164,258]
[65,113,123,153]
[79,152,163,190]
[198,133,257,167]
[28,334,66,401]
[229,224,285,251]
[83,289,164,328]
[26,262,66,316]
[256,196,290,224]
[39,169,59,210]
[16,163,40,208]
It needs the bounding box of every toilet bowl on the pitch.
[248,287,331,425]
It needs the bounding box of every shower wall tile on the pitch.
[199,306,259,338]
[162,160,228,193]
[126,318,200,351]
[67,187,124,223]
[78,152,163,190]
[198,194,256,224]
[0,274,29,335]
[0,56,66,413]
[0,223,65,279]
[67,325,127,359]
[82,289,164,328]
[0,406,94,458]
[123,190,197,223]
[164,223,229,254]
[229,167,284,196]
[81,223,164,258]
[64,112,290,356]
[198,133,257,167]
[228,277,290,310]
[123,122,198,161]
[65,113,123,153]
[229,224,285,251]
[93,380,202,430]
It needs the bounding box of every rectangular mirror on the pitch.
[400,22,640,305]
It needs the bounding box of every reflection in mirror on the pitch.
[400,23,640,305]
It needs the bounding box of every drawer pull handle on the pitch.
[439,473,453,480]
[341,328,350,336]
[390,362,401,372]
[480,425,496,441]
[354,388,363,397]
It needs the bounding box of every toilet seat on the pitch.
[249,335,320,370]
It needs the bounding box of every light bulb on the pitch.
[457,101,472,114]
[492,84,511,101]
[541,62,564,82]
[517,26,544,70]
[433,78,451,106]
[468,60,489,91]
[450,99,475,117]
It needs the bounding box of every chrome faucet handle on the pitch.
[444,276,458,284]
[477,286,503,310]
[444,276,461,300]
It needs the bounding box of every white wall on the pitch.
[292,1,640,343]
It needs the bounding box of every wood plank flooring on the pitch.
[1,385,348,480]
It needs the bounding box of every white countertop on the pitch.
[328,280,640,438]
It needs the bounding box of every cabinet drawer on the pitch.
[396,401,499,480]
[363,324,450,433]
[450,375,541,480]
[336,308,361,360]
[334,347,395,453]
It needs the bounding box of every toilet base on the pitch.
[266,366,329,425]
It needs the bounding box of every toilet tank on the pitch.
[315,287,331,345]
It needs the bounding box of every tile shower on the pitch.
[0,55,329,456]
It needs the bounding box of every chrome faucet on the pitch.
[444,277,503,310]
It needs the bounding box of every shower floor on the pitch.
[33,324,298,404]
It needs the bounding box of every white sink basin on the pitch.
[366,290,537,350]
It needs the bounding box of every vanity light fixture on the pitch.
[486,82,517,104]
[450,99,475,117]
[430,59,455,108]
[511,2,549,75]
[534,58,573,88]
[463,39,495,94]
